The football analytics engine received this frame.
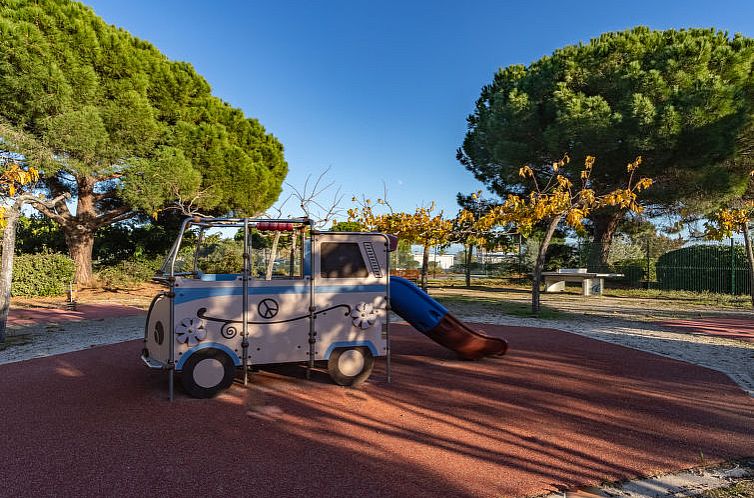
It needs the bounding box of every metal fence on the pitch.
[447,237,752,296]
[570,238,751,295]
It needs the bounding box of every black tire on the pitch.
[327,347,374,387]
[180,349,236,398]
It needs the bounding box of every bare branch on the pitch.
[162,185,215,217]
[277,166,344,228]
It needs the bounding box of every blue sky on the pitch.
[86,0,754,220]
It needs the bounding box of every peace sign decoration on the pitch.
[257,298,280,319]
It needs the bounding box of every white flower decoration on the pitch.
[176,317,207,346]
[351,302,378,330]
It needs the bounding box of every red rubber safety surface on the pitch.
[0,324,752,497]
[7,303,143,327]
[658,317,754,343]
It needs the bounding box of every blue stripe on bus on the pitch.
[174,284,385,304]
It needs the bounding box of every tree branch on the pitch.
[94,172,123,182]
[25,193,73,225]
[95,206,133,226]
[93,191,116,202]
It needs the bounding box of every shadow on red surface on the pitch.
[0,324,752,497]
[7,303,144,327]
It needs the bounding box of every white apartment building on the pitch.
[412,252,455,270]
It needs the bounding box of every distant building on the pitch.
[412,253,455,270]
[453,250,517,265]
[478,251,516,263]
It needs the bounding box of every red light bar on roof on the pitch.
[256,222,295,231]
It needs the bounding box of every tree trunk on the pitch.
[63,177,99,287]
[64,228,95,287]
[420,243,430,291]
[432,246,437,278]
[532,215,562,315]
[265,232,281,280]
[0,205,21,343]
[29,174,131,288]
[742,223,754,308]
[588,210,623,271]
[465,243,473,288]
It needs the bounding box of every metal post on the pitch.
[165,217,191,402]
[307,222,316,379]
[730,237,736,295]
[384,237,392,384]
[242,218,250,386]
[646,237,651,290]
[168,275,176,402]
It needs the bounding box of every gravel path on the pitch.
[3,306,753,397]
[448,312,754,396]
[0,315,144,365]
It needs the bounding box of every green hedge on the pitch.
[12,252,75,297]
[656,245,749,294]
[96,257,161,290]
[614,258,657,285]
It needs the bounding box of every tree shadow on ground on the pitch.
[1,324,752,497]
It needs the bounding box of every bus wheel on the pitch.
[327,347,374,386]
[180,349,236,398]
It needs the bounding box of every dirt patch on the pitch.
[11,282,161,311]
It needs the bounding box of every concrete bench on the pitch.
[541,268,623,296]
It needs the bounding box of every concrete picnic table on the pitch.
[541,268,623,296]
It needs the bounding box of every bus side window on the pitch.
[320,242,368,278]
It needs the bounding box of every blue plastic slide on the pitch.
[389,277,508,359]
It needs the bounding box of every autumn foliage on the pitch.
[0,162,38,226]
[703,173,754,307]
[476,155,652,235]
[474,154,652,313]
[348,199,452,289]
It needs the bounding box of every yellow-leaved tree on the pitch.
[348,199,452,290]
[703,183,754,307]
[452,191,507,288]
[479,155,652,314]
[0,161,69,342]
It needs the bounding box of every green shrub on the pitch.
[12,252,75,297]
[542,243,579,271]
[96,257,161,290]
[614,258,653,285]
[656,244,749,294]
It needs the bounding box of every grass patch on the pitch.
[434,294,566,320]
[432,275,753,310]
[699,480,754,497]
[603,287,751,309]
[0,334,33,352]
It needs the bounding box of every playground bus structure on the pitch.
[143,216,508,399]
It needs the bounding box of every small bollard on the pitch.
[65,282,77,311]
